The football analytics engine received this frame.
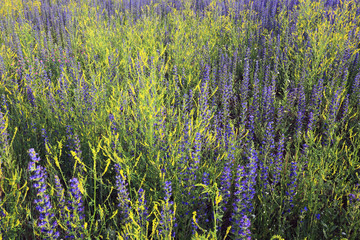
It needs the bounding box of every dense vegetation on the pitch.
[0,0,360,239]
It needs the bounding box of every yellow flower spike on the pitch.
[223,226,232,240]
[191,211,206,234]
[102,158,111,177]
[270,235,285,240]
[70,151,88,173]
[109,209,118,221]
[99,204,104,221]
[215,191,222,206]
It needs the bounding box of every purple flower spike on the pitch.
[28,149,59,239]
[114,164,131,223]
[159,180,176,238]
[66,177,85,239]
[54,175,66,219]
[137,188,149,235]
[239,215,251,240]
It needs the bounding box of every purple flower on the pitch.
[307,111,315,132]
[159,180,176,238]
[191,132,201,167]
[241,49,251,102]
[41,128,50,156]
[197,171,210,225]
[286,161,298,211]
[252,61,260,116]
[28,149,59,239]
[352,71,360,104]
[0,198,7,234]
[54,175,66,219]
[220,59,233,120]
[314,78,324,117]
[220,124,234,212]
[302,206,308,213]
[109,113,117,135]
[273,134,284,186]
[232,165,247,235]
[66,125,84,173]
[26,85,37,108]
[199,65,212,134]
[296,84,306,137]
[66,178,85,239]
[239,215,251,240]
[137,188,149,234]
[246,144,258,214]
[233,142,258,233]
[114,164,131,223]
[260,121,276,191]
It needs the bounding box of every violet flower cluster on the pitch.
[114,163,131,223]
[137,188,149,234]
[28,148,59,239]
[66,177,85,239]
[159,180,176,238]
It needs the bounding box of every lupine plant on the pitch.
[0,0,360,239]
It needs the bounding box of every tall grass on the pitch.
[0,0,360,239]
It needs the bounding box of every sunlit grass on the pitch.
[0,0,359,239]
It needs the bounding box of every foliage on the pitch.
[0,0,359,239]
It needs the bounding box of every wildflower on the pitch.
[252,61,260,116]
[246,144,258,214]
[307,111,315,132]
[285,161,298,211]
[261,121,275,190]
[0,198,6,234]
[28,148,59,239]
[241,49,251,103]
[341,94,349,121]
[200,64,211,125]
[114,164,131,223]
[352,72,360,104]
[26,85,37,108]
[66,126,84,173]
[232,165,247,234]
[109,113,117,135]
[220,124,234,212]
[66,178,85,239]
[159,180,176,238]
[239,215,251,240]
[296,84,306,137]
[191,132,201,168]
[301,206,308,213]
[199,171,210,224]
[273,133,284,186]
[54,175,66,219]
[137,188,148,235]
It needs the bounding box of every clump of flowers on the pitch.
[65,177,85,239]
[159,180,176,239]
[28,148,59,239]
[54,175,66,219]
[114,164,131,223]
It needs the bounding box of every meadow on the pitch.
[0,0,360,239]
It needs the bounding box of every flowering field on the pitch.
[0,0,360,239]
